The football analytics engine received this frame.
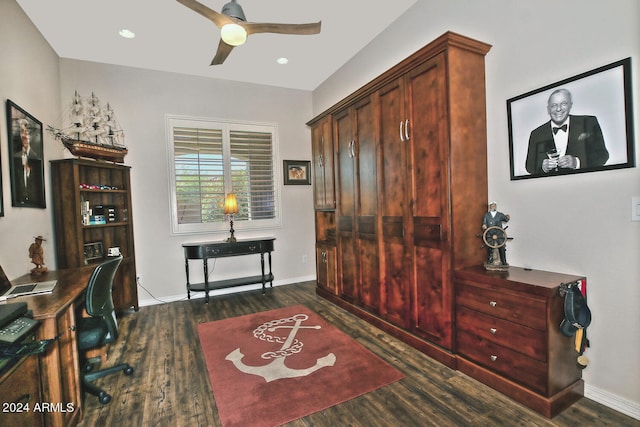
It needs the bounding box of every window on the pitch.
[167,116,281,234]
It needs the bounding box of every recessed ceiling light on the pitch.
[119,29,136,39]
[276,57,289,65]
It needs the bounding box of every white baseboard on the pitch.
[585,383,640,421]
[137,275,316,307]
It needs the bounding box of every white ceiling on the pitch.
[16,0,417,91]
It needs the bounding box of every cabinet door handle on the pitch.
[490,328,497,334]
[351,140,356,158]
[490,355,498,362]
[404,119,410,141]
[489,301,497,307]
[399,121,405,142]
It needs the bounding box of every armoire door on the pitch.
[353,96,380,314]
[406,53,454,349]
[311,116,335,210]
[334,108,357,302]
[377,78,411,329]
[316,244,337,295]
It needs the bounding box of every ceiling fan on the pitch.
[177,0,321,65]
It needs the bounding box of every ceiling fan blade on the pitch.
[211,39,235,65]
[243,21,321,36]
[176,0,234,28]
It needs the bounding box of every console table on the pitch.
[182,238,275,303]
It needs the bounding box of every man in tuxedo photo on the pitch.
[12,118,44,206]
[525,88,609,175]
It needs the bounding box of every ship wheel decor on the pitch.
[478,226,514,271]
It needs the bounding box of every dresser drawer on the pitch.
[456,306,546,362]
[457,330,547,394]
[456,283,547,330]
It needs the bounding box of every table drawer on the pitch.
[205,242,255,257]
[456,283,547,330]
[183,238,275,259]
[457,330,547,395]
[456,306,546,362]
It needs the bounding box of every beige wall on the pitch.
[1,1,316,298]
[312,0,640,417]
[0,0,62,278]
[58,59,317,300]
[2,0,639,419]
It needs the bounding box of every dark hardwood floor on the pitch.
[77,282,638,427]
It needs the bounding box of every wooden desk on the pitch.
[183,238,275,303]
[0,352,43,427]
[7,267,93,427]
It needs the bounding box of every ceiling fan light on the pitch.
[220,23,247,46]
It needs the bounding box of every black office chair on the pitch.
[76,255,134,404]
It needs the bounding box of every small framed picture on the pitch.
[84,241,104,264]
[283,160,311,185]
[507,58,634,180]
[6,100,46,208]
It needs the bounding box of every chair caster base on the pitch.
[99,392,111,404]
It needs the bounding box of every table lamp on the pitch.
[223,192,239,242]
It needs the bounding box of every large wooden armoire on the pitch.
[308,32,491,367]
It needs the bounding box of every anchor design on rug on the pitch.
[226,313,336,382]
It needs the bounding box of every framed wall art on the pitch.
[6,100,46,207]
[0,131,3,217]
[84,241,104,264]
[507,57,634,180]
[283,160,311,185]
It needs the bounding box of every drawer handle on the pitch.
[490,328,497,334]
[490,355,498,362]
[13,393,32,404]
[489,301,497,307]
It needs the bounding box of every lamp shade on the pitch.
[223,193,239,214]
[220,23,247,46]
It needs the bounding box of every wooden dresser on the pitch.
[454,266,585,417]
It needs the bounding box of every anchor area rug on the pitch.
[197,305,404,427]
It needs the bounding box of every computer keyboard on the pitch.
[9,284,37,295]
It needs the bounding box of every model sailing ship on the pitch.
[47,91,128,163]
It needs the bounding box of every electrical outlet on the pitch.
[302,255,308,264]
[633,197,640,221]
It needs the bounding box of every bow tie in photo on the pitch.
[553,124,568,134]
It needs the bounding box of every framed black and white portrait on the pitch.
[6,100,46,208]
[507,58,634,180]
